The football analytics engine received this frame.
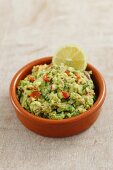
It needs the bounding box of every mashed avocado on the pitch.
[17,64,96,120]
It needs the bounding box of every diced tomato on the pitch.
[28,76,35,82]
[65,70,70,76]
[43,74,50,82]
[75,73,80,80]
[30,91,41,98]
[62,91,70,99]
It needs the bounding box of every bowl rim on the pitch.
[9,56,106,124]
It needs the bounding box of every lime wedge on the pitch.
[52,45,87,71]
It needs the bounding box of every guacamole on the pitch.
[17,64,96,120]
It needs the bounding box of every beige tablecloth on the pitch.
[0,0,113,170]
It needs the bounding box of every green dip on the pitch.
[17,64,96,120]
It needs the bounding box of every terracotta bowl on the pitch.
[9,56,106,137]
